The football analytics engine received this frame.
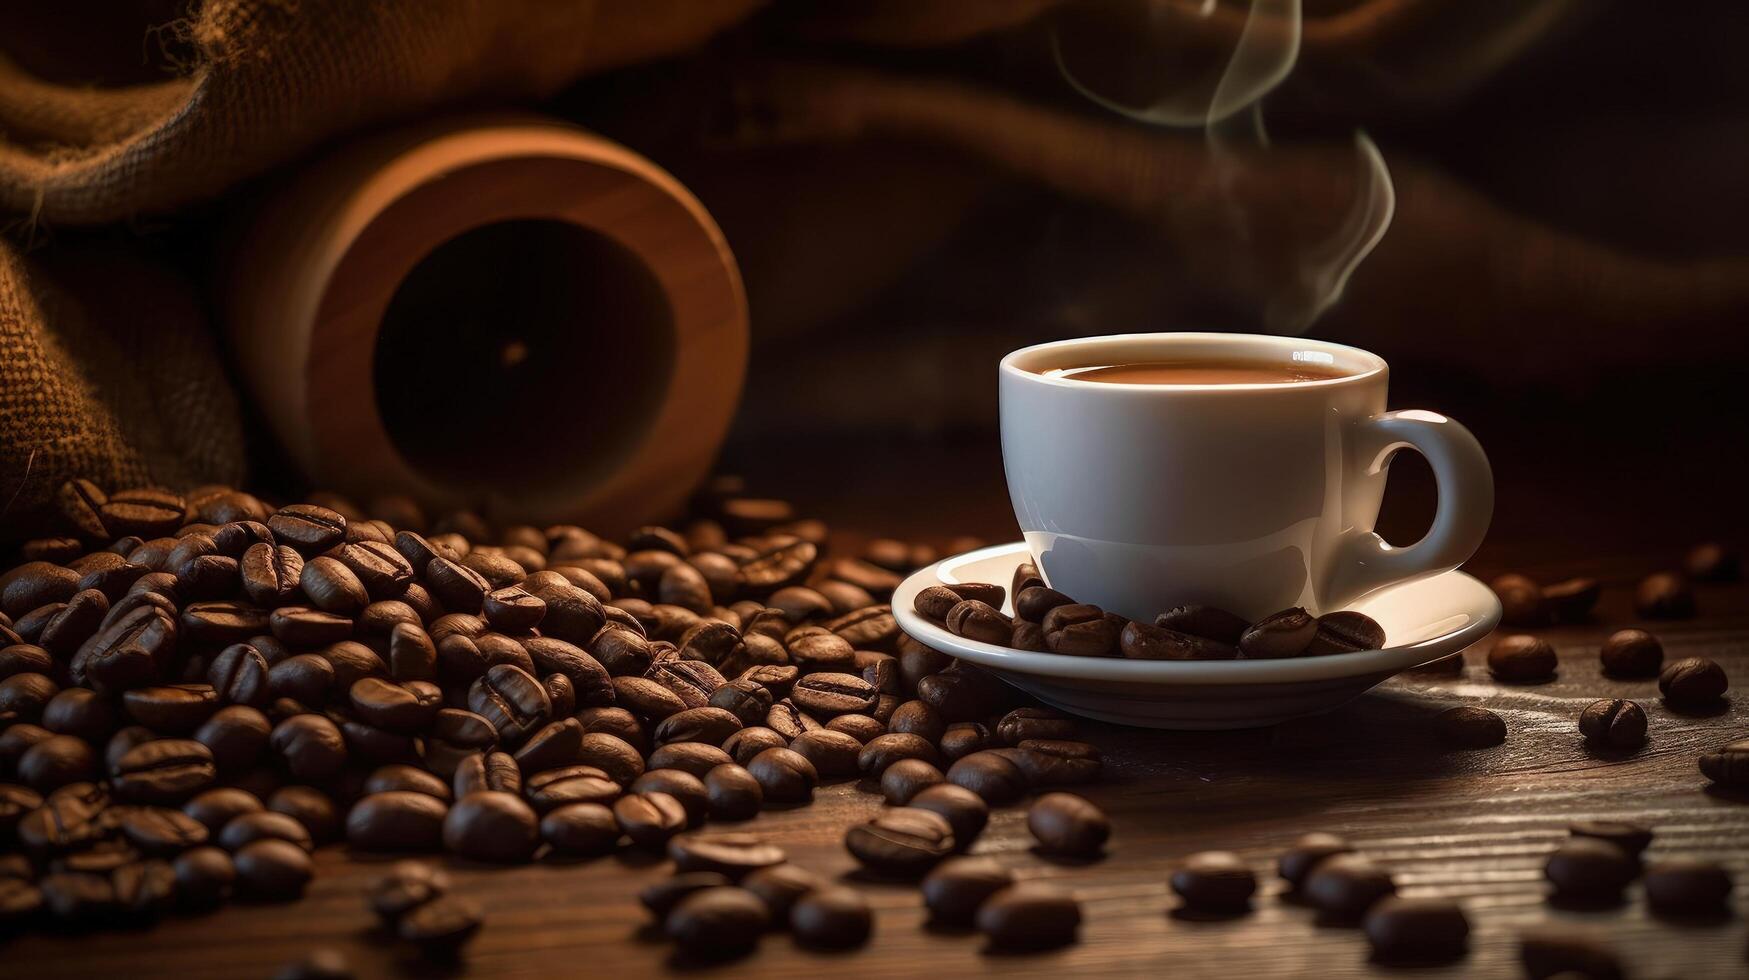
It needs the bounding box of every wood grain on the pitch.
[7,458,1747,978]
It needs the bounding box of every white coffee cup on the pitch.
[999,332,1493,622]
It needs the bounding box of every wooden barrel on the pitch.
[225,114,746,535]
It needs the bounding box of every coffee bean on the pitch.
[234,838,313,900]
[871,758,937,804]
[113,739,216,804]
[270,714,347,780]
[269,605,352,647]
[1578,698,1647,751]
[788,729,862,778]
[42,688,117,742]
[791,672,878,717]
[943,600,1011,646]
[1303,854,1396,919]
[919,855,1011,926]
[576,732,645,786]
[654,706,743,748]
[1432,706,1506,748]
[16,782,109,852]
[938,722,994,762]
[1518,925,1623,980]
[1238,608,1317,658]
[631,769,709,826]
[1540,577,1600,623]
[1279,832,1353,889]
[946,750,1028,805]
[58,479,110,540]
[1699,738,1749,790]
[1567,820,1652,858]
[763,699,821,741]
[1659,657,1728,708]
[443,791,538,862]
[0,672,58,720]
[646,658,727,709]
[886,700,944,744]
[1597,628,1662,678]
[364,764,452,801]
[1042,603,1121,657]
[1644,858,1734,916]
[722,728,786,768]
[740,539,816,595]
[1492,573,1547,627]
[845,806,955,877]
[523,765,619,813]
[914,585,987,622]
[1027,792,1108,857]
[825,557,901,600]
[646,742,730,779]
[39,870,118,920]
[917,667,1008,721]
[613,792,688,849]
[181,600,272,647]
[1364,896,1469,963]
[668,832,786,879]
[218,810,313,852]
[468,664,550,743]
[1306,610,1387,656]
[736,747,814,808]
[182,788,263,834]
[17,735,98,790]
[665,886,768,959]
[1685,541,1740,582]
[976,884,1080,950]
[708,679,773,727]
[1171,851,1255,914]
[791,886,871,949]
[268,505,347,554]
[173,845,235,907]
[1119,620,1237,660]
[1010,561,1044,599]
[347,791,447,850]
[993,707,1072,746]
[641,871,733,923]
[1635,571,1695,619]
[117,806,208,854]
[269,786,342,843]
[398,894,484,954]
[206,643,270,707]
[734,863,821,926]
[1545,838,1636,905]
[536,802,618,855]
[1011,738,1103,786]
[1487,634,1557,683]
[612,676,686,722]
[0,643,55,682]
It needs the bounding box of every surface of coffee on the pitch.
[1040,358,1350,385]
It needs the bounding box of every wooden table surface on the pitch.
[7,440,1748,979]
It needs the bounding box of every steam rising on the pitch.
[1055,0,1394,331]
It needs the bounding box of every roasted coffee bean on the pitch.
[1542,577,1601,622]
[770,586,834,624]
[1303,854,1396,919]
[782,729,857,778]
[571,705,642,753]
[845,806,954,877]
[912,586,967,622]
[646,743,731,780]
[736,663,799,700]
[269,713,348,780]
[740,539,817,595]
[58,479,110,540]
[112,858,178,916]
[181,601,272,646]
[349,677,440,733]
[747,747,816,804]
[824,558,900,600]
[1579,698,1647,750]
[234,838,313,900]
[76,560,149,604]
[39,589,109,655]
[270,948,353,980]
[669,832,786,879]
[443,790,538,863]
[182,788,262,834]
[722,728,787,768]
[918,669,1007,722]
[346,791,447,851]
[267,786,342,843]
[524,765,619,813]
[468,664,550,743]
[16,782,109,852]
[764,700,821,740]
[39,871,118,920]
[540,802,620,855]
[3,563,81,620]
[1171,850,1256,914]
[654,706,743,748]
[613,791,688,849]
[946,750,1028,805]
[976,884,1079,950]
[298,556,368,615]
[938,722,994,762]
[1635,571,1695,619]
[1041,603,1121,657]
[268,505,347,554]
[646,658,726,709]
[424,557,490,616]
[705,763,763,821]
[172,846,235,907]
[211,520,274,558]
[574,732,645,786]
[791,672,877,717]
[993,707,1072,746]
[1026,792,1108,857]
[267,654,335,705]
[708,678,774,727]
[1007,739,1099,787]
[1545,838,1636,905]
[943,600,1011,646]
[853,733,935,779]
[81,603,176,694]
[1686,541,1741,582]
[1119,620,1237,660]
[921,855,1013,927]
[18,735,98,790]
[825,713,883,744]
[1599,628,1663,678]
[785,628,856,672]
[362,764,451,802]
[1435,706,1506,748]
[42,688,116,741]
[1304,610,1387,656]
[0,783,44,835]
[1567,820,1652,858]
[218,811,313,852]
[113,739,216,804]
[504,716,577,774]
[383,622,436,683]
[1364,896,1469,963]
[642,871,735,921]
[1278,832,1353,889]
[1699,738,1749,790]
[632,769,710,826]
[1492,573,1547,627]
[665,885,768,958]
[0,642,55,681]
[398,895,484,954]
[1149,604,1246,643]
[1518,925,1623,980]
[880,759,944,804]
[610,676,684,722]
[0,672,58,719]
[206,643,270,707]
[1659,657,1728,708]
[1488,634,1557,683]
[790,886,871,949]
[0,723,55,775]
[1238,608,1317,658]
[176,555,241,601]
[241,542,306,605]
[884,699,943,744]
[1643,858,1734,916]
[826,605,899,651]
[675,620,740,668]
[270,606,352,647]
[900,784,985,853]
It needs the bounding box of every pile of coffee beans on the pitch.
[0,478,1116,958]
[915,569,1387,661]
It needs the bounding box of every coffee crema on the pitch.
[1039,358,1350,385]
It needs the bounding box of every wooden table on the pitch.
[9,440,1748,978]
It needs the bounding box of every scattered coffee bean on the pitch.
[1699,738,1749,790]
[1042,604,1121,657]
[346,792,447,851]
[1238,608,1316,659]
[1644,858,1734,916]
[234,838,314,900]
[880,759,944,805]
[1599,628,1663,678]
[1635,571,1695,619]
[1278,832,1353,890]
[1303,854,1396,919]
[746,747,817,804]
[791,886,871,949]
[173,846,235,907]
[665,886,768,959]
[922,855,1012,926]
[1304,610,1387,655]
[1027,792,1109,858]
[397,894,484,955]
[844,806,955,877]
[1170,851,1255,914]
[944,600,1012,646]
[668,832,786,879]
[1492,573,1547,627]
[613,792,688,849]
[1659,657,1728,708]
[444,791,538,862]
[703,764,762,821]
[1487,634,1557,683]
[975,884,1080,950]
[741,863,823,925]
[641,871,733,920]
[1364,896,1469,964]
[1545,838,1637,905]
[907,783,989,851]
[1435,706,1506,749]
[1578,698,1647,751]
[1518,925,1623,980]
[540,802,621,855]
[1685,541,1740,582]
[368,860,450,924]
[1568,820,1653,858]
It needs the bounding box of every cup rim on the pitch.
[999,332,1387,392]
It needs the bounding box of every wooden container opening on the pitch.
[372,218,677,494]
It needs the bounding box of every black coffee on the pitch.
[1040,357,1351,385]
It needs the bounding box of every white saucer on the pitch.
[892,542,1502,730]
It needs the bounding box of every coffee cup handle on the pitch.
[1332,410,1494,605]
